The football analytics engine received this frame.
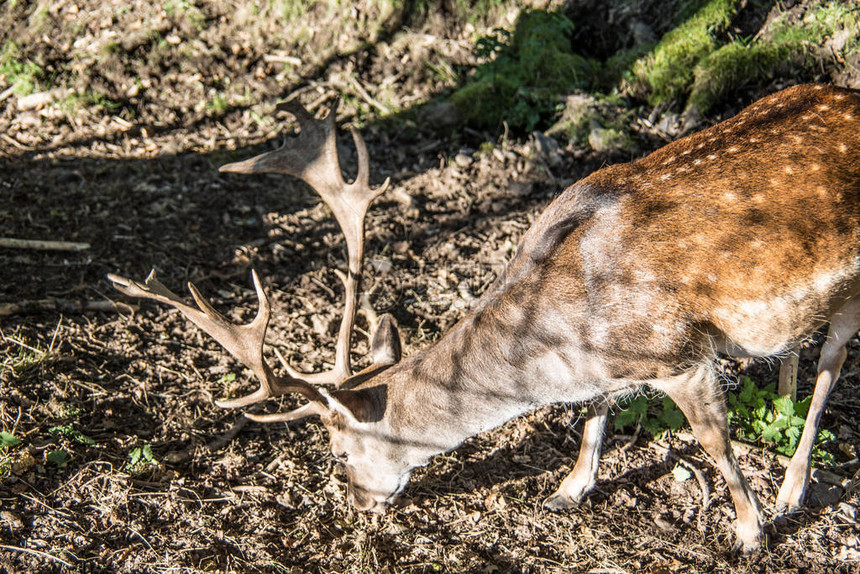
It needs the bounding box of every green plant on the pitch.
[0,431,21,448]
[728,377,834,464]
[613,377,836,466]
[46,449,70,466]
[630,1,860,114]
[60,88,124,114]
[449,10,595,131]
[49,424,95,447]
[614,394,685,435]
[0,330,57,380]
[0,41,42,96]
[127,444,157,473]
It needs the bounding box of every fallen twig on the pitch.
[0,299,135,316]
[651,442,712,533]
[0,237,90,252]
[205,415,252,452]
[0,82,19,103]
[263,54,302,66]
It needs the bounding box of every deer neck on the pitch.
[374,291,615,456]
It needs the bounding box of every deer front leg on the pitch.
[544,401,610,510]
[654,366,765,553]
[778,297,860,509]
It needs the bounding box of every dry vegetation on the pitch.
[1,0,859,572]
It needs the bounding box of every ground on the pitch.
[1,1,859,572]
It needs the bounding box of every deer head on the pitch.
[108,100,417,510]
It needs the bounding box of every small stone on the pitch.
[16,91,55,110]
[454,153,472,168]
[672,464,693,483]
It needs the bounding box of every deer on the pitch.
[108,83,860,553]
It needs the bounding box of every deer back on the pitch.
[503,84,860,381]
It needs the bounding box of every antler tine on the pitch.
[107,270,327,411]
[219,99,391,389]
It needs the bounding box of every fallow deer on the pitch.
[108,84,860,552]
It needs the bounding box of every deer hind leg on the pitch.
[544,401,610,510]
[777,297,860,509]
[653,365,765,553]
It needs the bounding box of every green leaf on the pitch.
[48,424,95,446]
[630,396,649,415]
[660,408,686,431]
[614,409,638,430]
[773,396,794,417]
[789,415,806,427]
[46,449,69,466]
[761,423,781,443]
[795,396,812,418]
[0,431,21,448]
[817,428,835,442]
[643,418,662,436]
[142,444,154,463]
[129,447,141,467]
[739,378,756,403]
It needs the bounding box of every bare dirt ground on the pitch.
[1,1,859,572]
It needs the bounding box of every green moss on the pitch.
[689,2,860,112]
[449,10,595,131]
[632,0,740,106]
[0,41,42,96]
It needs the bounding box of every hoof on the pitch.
[773,500,801,517]
[543,492,579,512]
[731,536,766,555]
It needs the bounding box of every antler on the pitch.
[109,99,396,418]
[218,100,389,392]
[106,269,328,410]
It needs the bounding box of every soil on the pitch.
[1,2,859,573]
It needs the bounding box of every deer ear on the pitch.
[330,386,387,424]
[371,314,401,366]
